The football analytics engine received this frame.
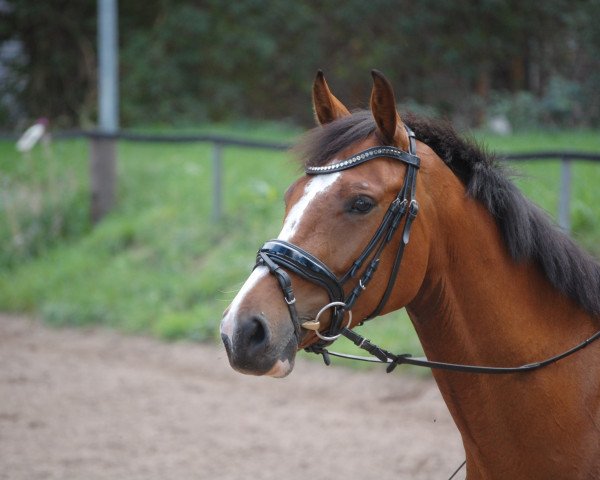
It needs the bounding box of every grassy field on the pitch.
[0,124,599,367]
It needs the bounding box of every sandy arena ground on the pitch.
[0,314,465,480]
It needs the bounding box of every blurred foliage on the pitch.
[0,0,97,128]
[489,76,585,130]
[0,138,90,268]
[1,0,600,129]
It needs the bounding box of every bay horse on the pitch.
[220,70,600,479]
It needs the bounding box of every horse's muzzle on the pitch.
[220,312,296,377]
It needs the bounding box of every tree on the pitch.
[1,0,598,128]
[0,0,97,127]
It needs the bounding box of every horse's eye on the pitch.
[349,196,375,214]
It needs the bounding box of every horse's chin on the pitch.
[265,358,295,378]
[231,354,296,378]
[221,328,298,378]
[262,335,297,377]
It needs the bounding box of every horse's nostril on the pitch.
[249,318,267,345]
[240,315,271,353]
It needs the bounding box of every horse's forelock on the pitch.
[294,110,378,170]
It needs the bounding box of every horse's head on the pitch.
[220,71,431,377]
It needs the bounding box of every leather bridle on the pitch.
[256,126,420,354]
[255,126,600,374]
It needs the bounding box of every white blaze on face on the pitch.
[278,172,341,241]
[221,171,342,345]
[220,266,268,339]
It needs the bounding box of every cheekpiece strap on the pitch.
[305,145,419,175]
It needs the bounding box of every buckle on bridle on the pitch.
[285,296,296,305]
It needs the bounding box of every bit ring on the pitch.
[312,301,352,341]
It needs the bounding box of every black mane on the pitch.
[296,110,600,317]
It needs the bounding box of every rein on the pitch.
[256,125,600,375]
[322,324,600,374]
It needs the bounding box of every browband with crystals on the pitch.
[305,145,420,175]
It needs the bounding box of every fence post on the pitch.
[212,142,223,222]
[558,156,572,232]
[92,0,119,224]
[90,137,117,223]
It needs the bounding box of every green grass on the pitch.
[0,125,599,371]
[0,139,91,268]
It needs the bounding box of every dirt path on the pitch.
[0,315,464,480]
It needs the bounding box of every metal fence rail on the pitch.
[83,130,290,222]
[499,151,600,232]
[2,130,599,230]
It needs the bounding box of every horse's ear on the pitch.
[370,70,408,148]
[312,70,351,125]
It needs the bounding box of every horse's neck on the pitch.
[408,196,585,367]
[407,186,600,478]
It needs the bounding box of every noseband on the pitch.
[256,126,420,354]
